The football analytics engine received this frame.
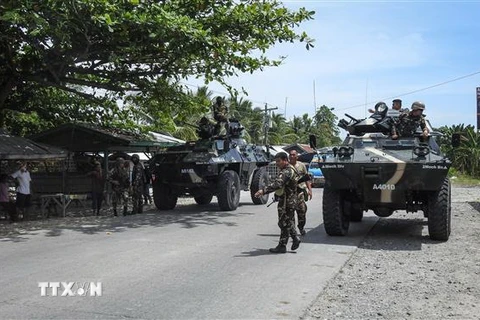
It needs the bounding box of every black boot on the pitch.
[269,244,287,254]
[123,206,128,216]
[291,237,301,251]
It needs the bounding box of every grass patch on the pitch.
[449,172,480,187]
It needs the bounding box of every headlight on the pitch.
[338,146,354,158]
[413,146,430,157]
[377,104,387,113]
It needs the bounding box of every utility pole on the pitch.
[263,103,278,146]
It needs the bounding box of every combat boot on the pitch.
[269,244,287,254]
[291,236,301,251]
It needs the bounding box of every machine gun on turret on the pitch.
[338,104,394,136]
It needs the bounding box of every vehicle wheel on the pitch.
[427,178,451,241]
[250,167,269,205]
[153,182,178,210]
[217,170,241,211]
[323,185,349,236]
[343,201,363,222]
[194,194,213,205]
[349,203,364,222]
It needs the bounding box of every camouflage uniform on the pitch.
[212,97,228,135]
[131,161,145,214]
[109,163,130,216]
[263,163,299,246]
[294,162,308,232]
[394,112,427,138]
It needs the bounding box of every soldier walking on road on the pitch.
[255,152,301,254]
[109,157,130,216]
[288,150,312,236]
[130,154,145,214]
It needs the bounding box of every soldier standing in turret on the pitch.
[254,152,301,254]
[212,96,229,136]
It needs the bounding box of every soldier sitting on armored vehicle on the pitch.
[391,101,429,140]
[197,116,217,139]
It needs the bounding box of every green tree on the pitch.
[0,0,315,132]
[437,124,480,177]
[312,105,341,146]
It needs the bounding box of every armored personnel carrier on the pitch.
[150,118,271,211]
[312,110,458,241]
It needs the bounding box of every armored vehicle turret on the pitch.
[311,111,458,241]
[150,118,271,211]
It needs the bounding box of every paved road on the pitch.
[0,188,377,319]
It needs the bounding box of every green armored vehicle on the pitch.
[150,119,271,211]
[312,111,458,241]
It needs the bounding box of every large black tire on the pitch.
[217,170,241,211]
[250,167,269,205]
[194,194,213,205]
[323,185,349,236]
[343,201,363,222]
[153,182,178,210]
[350,204,364,222]
[427,178,451,241]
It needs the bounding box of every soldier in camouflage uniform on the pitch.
[288,150,313,236]
[109,157,130,216]
[254,152,301,254]
[391,101,429,140]
[130,154,145,214]
[212,96,228,136]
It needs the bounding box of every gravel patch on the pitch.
[303,187,480,320]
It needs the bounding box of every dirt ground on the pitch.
[303,186,480,320]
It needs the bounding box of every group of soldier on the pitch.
[370,99,429,139]
[255,150,312,254]
[105,154,151,217]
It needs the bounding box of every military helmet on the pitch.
[411,101,425,110]
[131,154,140,161]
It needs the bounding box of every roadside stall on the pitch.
[29,123,183,216]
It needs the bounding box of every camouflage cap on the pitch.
[411,101,425,110]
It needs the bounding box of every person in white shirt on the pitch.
[11,161,32,220]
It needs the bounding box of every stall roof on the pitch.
[29,123,182,153]
[0,129,67,160]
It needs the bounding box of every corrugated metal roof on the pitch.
[0,129,67,160]
[29,123,182,152]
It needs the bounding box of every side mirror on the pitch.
[451,133,461,148]
[309,135,317,149]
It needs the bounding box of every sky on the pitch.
[189,0,480,132]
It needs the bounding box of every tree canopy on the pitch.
[0,0,315,134]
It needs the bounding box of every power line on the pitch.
[337,70,480,111]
